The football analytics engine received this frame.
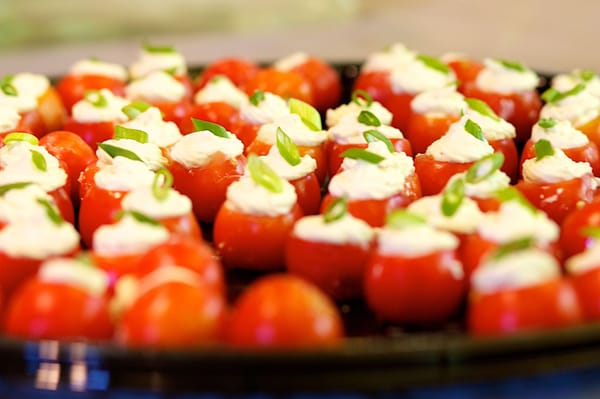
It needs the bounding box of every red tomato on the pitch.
[414,154,474,196]
[36,86,67,135]
[48,186,76,226]
[229,119,260,149]
[289,173,322,216]
[119,281,226,348]
[520,140,600,176]
[577,116,600,149]
[384,92,417,133]
[63,119,116,151]
[78,185,126,248]
[405,113,460,155]
[352,71,393,105]
[196,58,261,90]
[213,203,303,270]
[471,196,503,213]
[286,235,373,300]
[0,255,43,299]
[284,56,342,113]
[152,101,194,134]
[560,200,600,258]
[40,130,97,205]
[56,74,126,112]
[158,213,203,242]
[570,268,600,321]
[364,249,466,325]
[489,138,519,182]
[468,278,582,336]
[446,58,484,92]
[5,279,113,340]
[189,102,240,134]
[227,274,344,348]
[516,174,595,224]
[298,144,328,186]
[78,163,100,201]
[244,68,314,105]
[169,152,246,223]
[92,252,145,280]
[15,110,47,138]
[462,82,541,144]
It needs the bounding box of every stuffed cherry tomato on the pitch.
[442,53,484,92]
[213,155,302,270]
[560,200,600,258]
[365,212,466,325]
[286,198,375,300]
[227,274,343,349]
[195,57,260,91]
[191,75,248,133]
[462,58,541,143]
[5,257,112,340]
[118,104,183,149]
[566,243,600,321]
[244,68,313,105]
[326,90,393,129]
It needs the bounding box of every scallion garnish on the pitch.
[84,90,108,107]
[534,139,555,161]
[417,54,451,74]
[3,132,39,146]
[541,83,586,104]
[0,182,33,196]
[362,130,394,153]
[323,197,347,223]
[351,90,373,107]
[498,59,528,72]
[191,118,229,138]
[492,237,535,260]
[340,148,385,164]
[114,125,149,143]
[151,168,173,202]
[357,110,381,127]
[537,118,557,129]
[464,119,484,141]
[465,152,504,184]
[122,101,153,120]
[30,150,47,172]
[289,98,322,131]
[464,98,501,121]
[36,198,64,226]
[249,90,265,106]
[247,153,284,193]
[441,177,465,217]
[97,143,143,162]
[276,127,301,166]
[386,209,426,229]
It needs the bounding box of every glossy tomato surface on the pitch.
[286,56,342,113]
[56,74,126,112]
[489,138,519,182]
[244,68,313,105]
[78,185,126,248]
[560,200,600,258]
[570,268,600,321]
[414,154,473,196]
[352,71,393,105]
[196,58,261,90]
[189,102,240,134]
[63,119,116,151]
[289,172,322,216]
[405,113,459,155]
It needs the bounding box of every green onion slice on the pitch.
[541,83,586,104]
[417,54,451,75]
[151,168,173,202]
[357,110,381,127]
[114,125,149,143]
[117,210,161,226]
[386,209,426,229]
[191,118,229,138]
[537,118,557,129]
[493,187,536,212]
[30,150,47,172]
[534,139,555,161]
[3,132,39,146]
[441,177,465,217]
[464,98,500,121]
[0,182,33,196]
[581,226,600,240]
[247,153,284,193]
[363,130,394,153]
[249,90,265,106]
[580,70,596,82]
[464,119,484,141]
[351,90,373,107]
[122,101,153,120]
[323,197,348,223]
[36,198,64,225]
[276,127,301,166]
[143,42,175,53]
[340,148,385,164]
[97,143,143,162]
[0,75,17,96]
[492,237,535,260]
[84,90,108,107]
[465,152,504,184]
[289,98,322,131]
[498,59,528,72]
[163,66,178,76]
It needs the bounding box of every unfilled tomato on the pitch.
[227,274,344,349]
[244,68,314,105]
[195,58,261,90]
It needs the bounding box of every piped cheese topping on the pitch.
[97,138,167,171]
[471,249,560,294]
[0,105,21,132]
[530,119,588,149]
[522,147,592,183]
[260,145,316,181]
[0,184,55,224]
[0,219,79,260]
[274,52,309,71]
[477,201,559,245]
[94,156,156,191]
[121,185,192,218]
[552,70,600,99]
[129,48,187,80]
[120,107,182,148]
[125,71,185,103]
[72,88,129,123]
[169,130,244,169]
[194,75,248,109]
[410,86,465,117]
[464,106,516,141]
[0,73,50,112]
[39,258,109,297]
[326,99,393,128]
[292,213,375,247]
[390,57,456,94]
[362,43,417,73]
[447,170,510,199]
[69,59,128,81]
[566,244,600,275]
[255,113,328,147]
[328,114,403,145]
[377,224,459,258]
[476,58,539,94]
[0,142,67,191]
[225,175,297,217]
[239,92,290,125]
[426,116,494,162]
[408,195,484,234]
[540,87,600,127]
[93,215,169,256]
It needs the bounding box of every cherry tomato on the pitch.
[63,119,116,151]
[520,140,600,176]
[384,92,417,133]
[48,186,76,226]
[196,58,261,90]
[36,86,67,135]
[56,74,126,112]
[489,138,519,182]
[5,279,113,340]
[560,200,600,258]
[15,110,47,138]
[152,101,194,134]
[352,71,393,105]
[570,268,600,321]
[577,116,600,150]
[229,119,260,149]
[365,249,465,325]
[446,57,484,92]
[214,203,303,270]
[289,172,322,216]
[284,56,342,113]
[78,184,126,248]
[468,278,582,336]
[227,274,344,349]
[470,196,503,213]
[244,68,313,105]
[405,113,460,155]
[189,102,240,134]
[414,154,474,196]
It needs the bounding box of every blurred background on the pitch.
[0,0,599,75]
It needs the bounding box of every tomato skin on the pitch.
[471,196,502,213]
[40,130,97,206]
[352,71,393,105]
[405,113,460,155]
[364,250,466,325]
[570,269,600,321]
[47,186,75,226]
[153,101,194,134]
[521,140,600,177]
[385,92,417,133]
[5,280,112,340]
[289,173,322,216]
[516,174,595,224]
[560,200,600,258]
[286,236,372,300]
[92,252,145,280]
[36,87,67,135]
[321,175,421,228]
[414,154,474,196]
[297,144,328,186]
[78,185,126,248]
[462,83,541,144]
[189,102,240,134]
[229,119,260,149]
[63,119,116,151]
[227,274,343,349]
[214,203,303,270]
[0,255,43,299]
[159,213,203,242]
[196,58,261,90]
[244,68,314,105]
[447,58,484,92]
[78,163,100,201]
[15,110,47,138]
[169,153,246,223]
[577,116,600,149]
[468,278,582,336]
[56,74,126,112]
[119,281,227,348]
[287,56,342,113]
[489,138,519,182]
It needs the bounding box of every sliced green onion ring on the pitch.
[541,83,586,104]
[441,177,465,217]
[143,43,175,53]
[493,187,537,212]
[97,143,143,162]
[152,168,174,202]
[581,226,600,240]
[3,132,39,146]
[357,110,381,127]
[351,90,373,107]
[534,139,555,161]
[276,127,301,166]
[492,237,535,260]
[30,150,47,172]
[114,125,149,143]
[323,197,347,223]
[537,118,557,129]
[122,101,153,120]
[118,210,161,226]
[465,152,504,184]
[0,182,33,196]
[191,118,229,138]
[580,70,596,82]
[464,98,500,121]
[417,54,451,75]
[386,209,426,230]
[289,98,322,131]
[249,90,265,106]
[36,198,64,225]
[0,75,16,96]
[247,153,284,193]
[84,90,108,107]
[362,130,394,153]
[464,119,484,141]
[340,148,385,164]
[498,59,527,72]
